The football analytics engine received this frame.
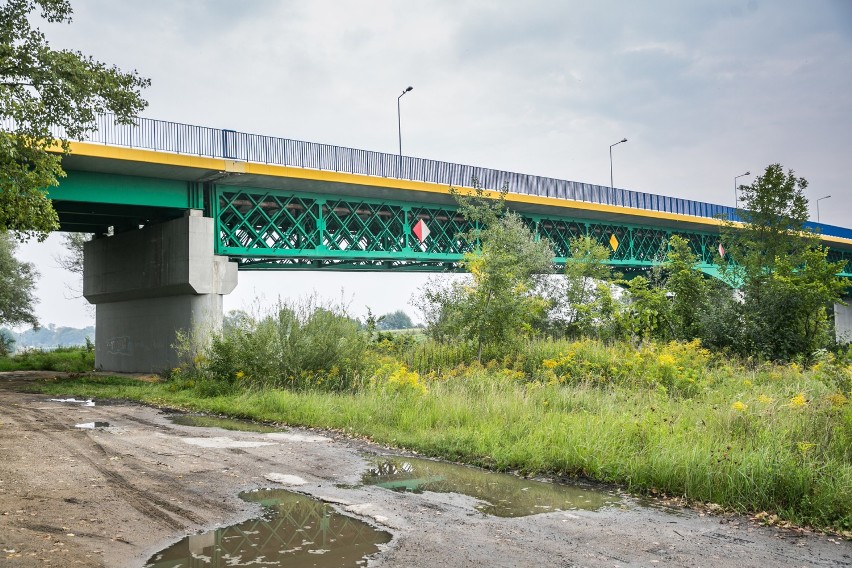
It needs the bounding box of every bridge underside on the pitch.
[211,184,852,279]
[213,184,722,274]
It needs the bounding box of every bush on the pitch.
[176,296,371,392]
[0,345,94,372]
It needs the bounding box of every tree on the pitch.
[558,235,621,338]
[461,212,554,358]
[377,310,414,330]
[56,231,87,275]
[413,276,467,342]
[693,281,743,353]
[0,231,38,327]
[745,247,846,359]
[723,163,813,288]
[416,180,554,358]
[664,235,708,341]
[1,0,149,241]
[623,275,670,342]
[0,327,14,355]
[722,164,846,359]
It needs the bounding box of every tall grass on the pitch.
[0,345,94,372]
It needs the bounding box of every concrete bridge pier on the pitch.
[83,211,238,373]
[836,298,852,345]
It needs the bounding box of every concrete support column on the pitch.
[84,212,238,373]
[835,297,852,345]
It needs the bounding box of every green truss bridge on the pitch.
[37,114,852,371]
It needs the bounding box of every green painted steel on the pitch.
[49,170,203,233]
[213,185,852,277]
[51,170,195,208]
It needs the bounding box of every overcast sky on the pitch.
[16,0,852,329]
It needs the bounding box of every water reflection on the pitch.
[169,414,283,433]
[362,456,619,517]
[75,421,110,429]
[145,489,391,567]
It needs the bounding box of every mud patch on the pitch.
[181,436,276,449]
[144,488,391,567]
[169,414,283,433]
[362,456,620,517]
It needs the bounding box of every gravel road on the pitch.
[0,372,849,567]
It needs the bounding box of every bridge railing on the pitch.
[5,113,850,240]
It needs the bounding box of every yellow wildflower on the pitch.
[757,394,773,404]
[542,359,557,369]
[789,393,808,408]
[657,353,676,366]
[731,401,748,412]
[235,370,245,379]
[387,364,427,395]
[796,442,816,455]
[742,379,753,387]
[826,393,847,408]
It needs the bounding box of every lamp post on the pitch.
[816,195,831,223]
[734,171,750,208]
[397,86,413,158]
[609,138,627,191]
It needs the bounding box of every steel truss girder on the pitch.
[213,186,852,277]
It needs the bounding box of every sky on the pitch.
[15,0,852,329]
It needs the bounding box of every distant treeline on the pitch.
[1,325,95,351]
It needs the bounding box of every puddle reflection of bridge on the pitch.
[145,489,391,568]
[363,457,620,517]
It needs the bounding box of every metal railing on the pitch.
[6,113,850,240]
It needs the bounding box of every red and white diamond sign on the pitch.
[412,219,430,244]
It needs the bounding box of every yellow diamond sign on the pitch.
[609,233,619,251]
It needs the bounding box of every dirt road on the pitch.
[0,372,849,567]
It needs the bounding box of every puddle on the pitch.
[145,488,391,568]
[75,421,110,429]
[181,436,276,449]
[264,432,330,443]
[50,398,95,407]
[265,473,308,485]
[169,414,282,433]
[362,456,620,517]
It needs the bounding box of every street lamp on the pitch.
[816,195,831,223]
[397,85,413,157]
[734,171,750,208]
[609,138,627,191]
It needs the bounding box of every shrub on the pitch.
[177,296,370,392]
[0,345,94,372]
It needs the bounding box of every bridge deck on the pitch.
[38,115,852,276]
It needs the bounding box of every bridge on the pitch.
[41,115,852,371]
